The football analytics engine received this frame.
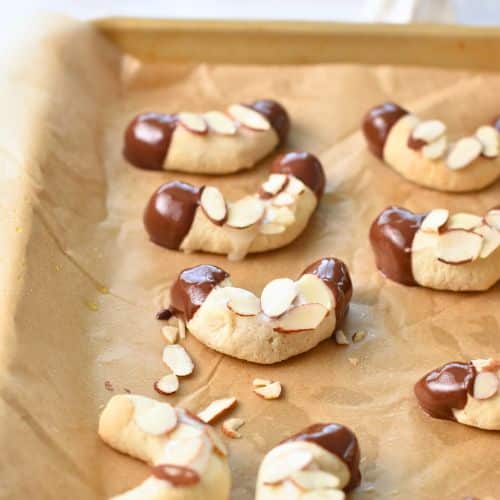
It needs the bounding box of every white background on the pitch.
[4,0,500,25]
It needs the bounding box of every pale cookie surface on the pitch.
[166,257,352,364]
[123,99,289,174]
[362,102,500,192]
[255,423,361,499]
[415,359,500,431]
[144,152,325,260]
[99,395,230,499]
[370,206,500,291]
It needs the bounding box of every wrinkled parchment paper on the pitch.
[0,15,499,500]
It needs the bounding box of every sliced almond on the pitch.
[154,373,180,395]
[161,325,178,344]
[437,229,483,264]
[348,357,360,366]
[224,287,261,316]
[177,318,186,340]
[266,206,296,226]
[253,378,273,387]
[286,177,306,196]
[254,381,282,400]
[446,213,483,230]
[200,186,227,225]
[301,491,345,500]
[473,224,500,258]
[473,371,499,400]
[254,381,282,399]
[261,174,289,196]
[412,119,446,143]
[472,358,500,372]
[161,434,206,465]
[295,274,333,311]
[485,208,500,231]
[227,104,271,131]
[226,197,265,229]
[446,136,482,170]
[178,112,208,134]
[135,402,177,435]
[335,330,350,345]
[273,303,328,333]
[475,125,499,158]
[262,448,313,484]
[272,192,296,207]
[352,330,367,343]
[197,397,237,424]
[422,135,447,160]
[221,418,245,439]
[163,345,194,376]
[205,426,228,457]
[289,469,341,491]
[421,209,449,233]
[261,278,298,318]
[260,222,286,235]
[203,111,237,135]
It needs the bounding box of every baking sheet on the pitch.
[0,15,499,500]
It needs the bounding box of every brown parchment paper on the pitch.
[0,15,499,500]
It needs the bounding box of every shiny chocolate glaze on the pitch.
[151,464,200,486]
[369,206,426,286]
[302,257,352,328]
[284,423,361,492]
[362,102,409,159]
[270,152,326,199]
[144,181,201,250]
[249,99,290,145]
[170,264,229,321]
[124,112,177,170]
[414,361,476,421]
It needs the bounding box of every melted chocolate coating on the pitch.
[144,181,201,250]
[414,362,476,421]
[170,264,229,321]
[270,152,326,199]
[284,423,361,492]
[151,464,200,486]
[249,99,290,145]
[302,257,352,328]
[362,102,409,159]
[156,308,174,321]
[369,206,426,286]
[124,112,177,170]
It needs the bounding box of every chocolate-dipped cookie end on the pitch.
[144,181,200,250]
[249,99,290,145]
[271,152,326,199]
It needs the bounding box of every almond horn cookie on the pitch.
[362,102,500,192]
[144,152,325,260]
[124,99,289,174]
[369,206,500,291]
[163,257,352,364]
[98,395,230,499]
[415,358,500,430]
[255,423,361,499]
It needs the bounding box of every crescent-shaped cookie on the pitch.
[164,257,352,364]
[255,423,361,499]
[124,99,289,174]
[144,152,325,260]
[99,394,230,499]
[415,358,500,431]
[369,206,500,291]
[362,102,500,192]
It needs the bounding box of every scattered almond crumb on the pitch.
[221,418,245,438]
[197,397,237,423]
[335,330,350,345]
[177,318,186,339]
[104,380,113,391]
[162,325,178,344]
[254,381,282,399]
[123,388,131,394]
[348,357,360,366]
[98,285,109,294]
[352,330,367,343]
[85,300,99,312]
